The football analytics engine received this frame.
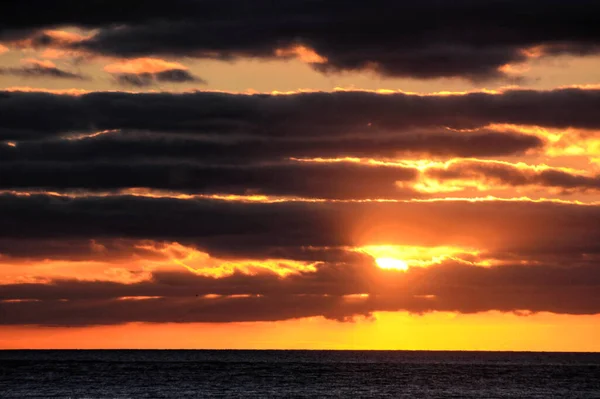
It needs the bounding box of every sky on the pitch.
[1,0,600,351]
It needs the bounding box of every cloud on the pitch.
[414,160,600,193]
[1,88,599,142]
[0,161,419,199]
[12,30,91,59]
[103,58,189,74]
[1,193,598,325]
[3,0,600,80]
[112,70,205,87]
[104,57,206,86]
[0,194,598,256]
[27,30,88,47]
[0,233,595,269]
[0,59,86,80]
[0,238,372,266]
[0,238,175,263]
[0,128,542,162]
[4,157,600,199]
[1,259,599,325]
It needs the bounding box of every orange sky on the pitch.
[1,12,600,350]
[2,312,599,352]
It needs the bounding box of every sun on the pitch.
[356,245,411,271]
[375,257,409,271]
[356,244,478,272]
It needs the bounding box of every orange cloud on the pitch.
[4,256,600,325]
[2,87,91,95]
[131,242,317,278]
[498,62,531,75]
[0,44,8,55]
[1,189,595,206]
[43,30,88,44]
[275,45,327,64]
[6,29,90,59]
[405,159,597,194]
[40,48,71,59]
[104,58,189,74]
[20,58,57,69]
[0,240,318,283]
[290,156,600,197]
[487,123,600,161]
[356,245,487,270]
[40,30,89,59]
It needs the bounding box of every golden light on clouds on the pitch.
[42,29,88,44]
[20,58,58,69]
[104,58,189,74]
[357,245,484,269]
[374,257,409,271]
[487,123,600,161]
[2,4,600,352]
[127,242,319,278]
[275,45,327,64]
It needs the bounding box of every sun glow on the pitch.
[357,244,485,270]
[374,257,409,271]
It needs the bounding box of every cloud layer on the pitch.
[1,88,600,141]
[1,194,598,256]
[2,258,599,325]
[0,59,85,80]
[2,0,600,80]
[1,32,600,332]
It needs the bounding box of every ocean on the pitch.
[1,350,599,398]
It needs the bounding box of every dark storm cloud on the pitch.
[0,129,543,162]
[1,88,599,142]
[0,238,373,264]
[0,64,86,80]
[2,260,600,325]
[424,161,600,192]
[113,69,206,87]
[0,161,418,199]
[1,194,599,255]
[0,238,177,262]
[2,1,600,80]
[0,194,347,250]
[0,295,372,325]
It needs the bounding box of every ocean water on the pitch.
[1,350,599,398]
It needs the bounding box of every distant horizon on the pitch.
[3,349,600,353]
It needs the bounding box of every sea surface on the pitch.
[1,350,599,398]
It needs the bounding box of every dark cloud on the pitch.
[1,259,600,325]
[1,88,599,142]
[1,194,599,255]
[0,161,418,199]
[2,1,600,80]
[0,238,184,263]
[0,238,373,264]
[2,236,597,270]
[1,192,598,325]
[4,156,600,200]
[0,64,86,80]
[154,69,205,84]
[113,69,206,87]
[0,129,543,161]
